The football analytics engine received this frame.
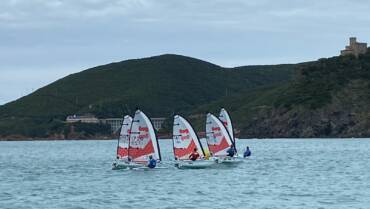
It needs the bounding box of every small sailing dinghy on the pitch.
[112,115,132,170]
[206,113,242,164]
[219,108,241,158]
[173,115,216,169]
[113,109,162,170]
[219,108,234,143]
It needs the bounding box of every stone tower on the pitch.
[341,37,368,58]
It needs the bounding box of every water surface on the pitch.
[1,139,370,209]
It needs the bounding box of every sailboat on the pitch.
[219,108,234,142]
[173,115,216,169]
[112,115,132,169]
[113,109,162,169]
[219,108,238,155]
[206,113,242,164]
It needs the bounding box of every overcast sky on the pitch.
[1,0,370,105]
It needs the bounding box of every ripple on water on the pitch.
[1,139,370,209]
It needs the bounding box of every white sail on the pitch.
[116,115,132,159]
[206,113,233,157]
[173,115,205,160]
[219,108,234,141]
[128,109,161,163]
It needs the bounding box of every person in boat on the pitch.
[189,148,200,161]
[243,146,251,158]
[147,155,157,169]
[226,145,235,157]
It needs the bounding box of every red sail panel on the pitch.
[117,147,128,158]
[130,140,155,161]
[208,136,230,156]
[174,139,196,159]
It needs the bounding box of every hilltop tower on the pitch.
[341,37,367,58]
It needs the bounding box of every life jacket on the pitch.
[148,159,157,168]
[244,149,251,157]
[227,148,235,157]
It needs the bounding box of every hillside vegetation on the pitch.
[190,50,370,138]
[0,54,294,139]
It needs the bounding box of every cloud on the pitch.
[1,0,370,104]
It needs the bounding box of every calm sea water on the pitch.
[1,139,370,209]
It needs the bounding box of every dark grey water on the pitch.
[1,139,370,209]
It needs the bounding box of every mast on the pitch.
[216,115,236,152]
[148,117,162,161]
[117,115,133,159]
[172,118,180,160]
[128,109,161,162]
[127,115,137,161]
[116,117,124,157]
[219,108,236,152]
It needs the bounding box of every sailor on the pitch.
[243,146,251,158]
[189,148,200,161]
[147,155,157,169]
[226,145,235,157]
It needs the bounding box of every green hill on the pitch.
[0,54,294,139]
[190,50,370,138]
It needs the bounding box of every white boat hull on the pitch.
[112,161,146,170]
[218,156,244,164]
[175,160,216,169]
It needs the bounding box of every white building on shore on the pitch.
[100,118,123,133]
[102,117,166,133]
[66,115,166,133]
[66,115,99,123]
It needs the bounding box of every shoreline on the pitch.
[0,137,368,142]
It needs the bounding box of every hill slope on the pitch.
[0,54,294,138]
[191,50,370,138]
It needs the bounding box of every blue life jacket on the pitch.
[244,149,251,157]
[148,159,157,168]
[227,148,235,157]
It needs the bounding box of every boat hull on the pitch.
[112,161,146,170]
[175,160,216,169]
[218,156,243,164]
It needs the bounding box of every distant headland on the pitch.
[1,38,370,140]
